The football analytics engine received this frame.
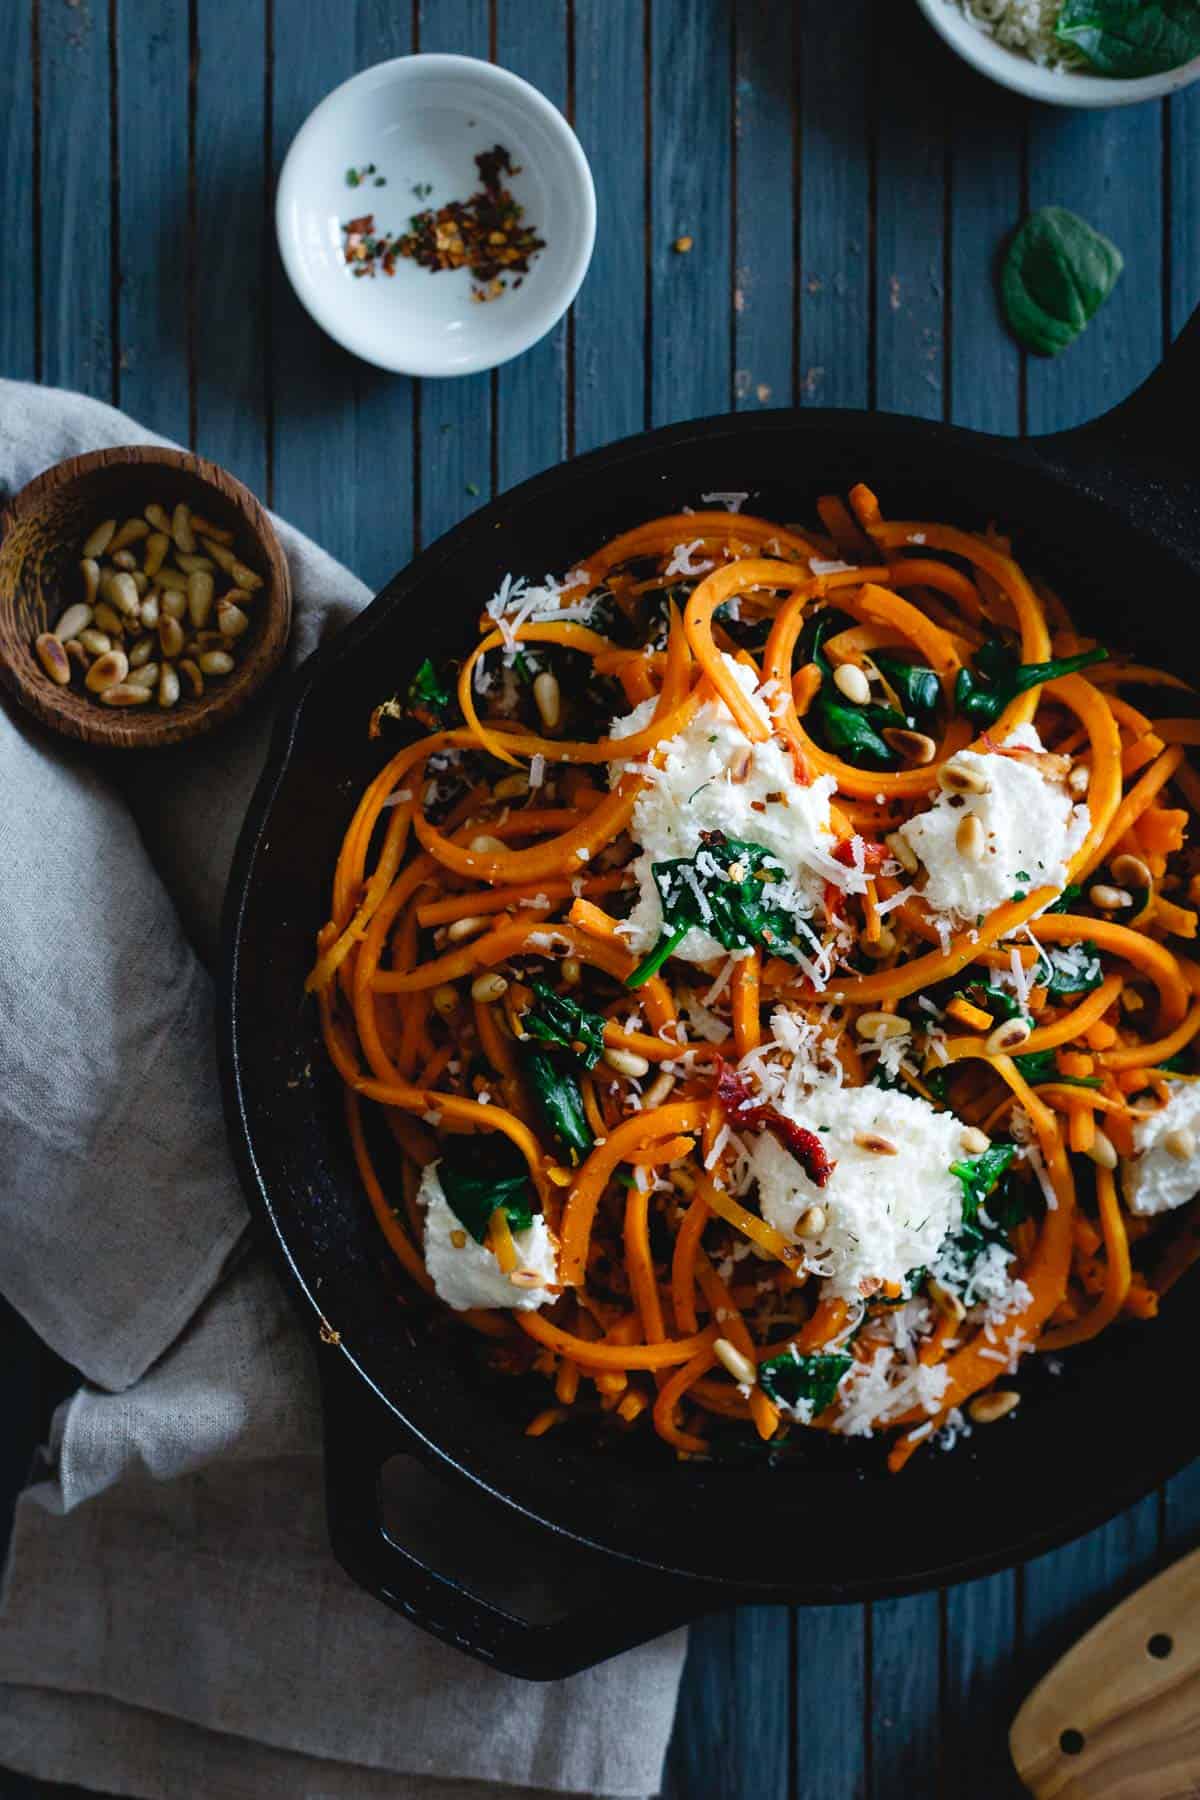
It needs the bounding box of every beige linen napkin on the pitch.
[0,382,687,1799]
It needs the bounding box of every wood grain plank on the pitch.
[493,0,567,493]
[648,0,732,425]
[39,0,113,397]
[1025,105,1165,435]
[796,2,871,410]
[873,6,956,422]
[413,0,491,551]
[663,1609,791,1800]
[0,1,36,386]
[1168,85,1200,338]
[193,0,270,493]
[114,0,189,440]
[571,0,645,453]
[946,63,1024,436]
[868,1593,941,1798]
[1020,1500,1161,1695]
[793,1604,867,1800]
[731,5,793,413]
[942,1574,1027,1800]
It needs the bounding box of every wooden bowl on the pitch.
[0,445,292,749]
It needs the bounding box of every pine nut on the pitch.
[35,633,71,685]
[960,1126,991,1154]
[955,813,985,860]
[175,551,214,574]
[85,649,129,693]
[928,1276,966,1322]
[154,564,189,592]
[446,914,489,943]
[509,1268,545,1289]
[80,557,101,605]
[64,639,88,671]
[161,587,187,621]
[231,559,262,592]
[885,830,919,873]
[82,518,117,558]
[533,670,562,732]
[860,926,897,960]
[470,973,509,1004]
[107,571,141,618]
[1087,1129,1118,1170]
[833,661,871,705]
[159,616,185,659]
[143,530,170,576]
[111,547,138,571]
[985,1016,1032,1055]
[642,1069,677,1111]
[432,984,460,1018]
[1110,854,1151,891]
[727,744,754,783]
[126,661,160,691]
[469,833,506,854]
[188,570,215,629]
[171,502,196,552]
[938,760,991,796]
[1068,762,1090,797]
[99,681,152,707]
[1088,883,1132,911]
[1164,1127,1196,1161]
[603,1046,650,1078]
[126,635,154,670]
[449,1227,468,1250]
[198,650,234,676]
[494,773,530,800]
[79,628,112,657]
[1120,987,1144,1014]
[854,1131,898,1154]
[139,593,160,630]
[217,599,250,639]
[855,1011,911,1043]
[561,958,582,987]
[157,663,180,709]
[201,537,237,575]
[713,1337,757,1387]
[968,1390,1020,1425]
[179,658,204,699]
[130,569,149,595]
[53,602,92,642]
[93,601,125,637]
[796,1204,826,1237]
[882,727,936,766]
[191,513,233,543]
[109,517,149,552]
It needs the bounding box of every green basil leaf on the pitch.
[950,1144,1017,1224]
[758,1350,852,1416]
[524,1050,593,1164]
[628,832,820,987]
[1056,0,1200,76]
[439,1146,535,1244]
[524,981,607,1069]
[871,652,940,722]
[1002,207,1123,358]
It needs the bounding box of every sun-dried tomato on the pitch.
[714,1060,835,1188]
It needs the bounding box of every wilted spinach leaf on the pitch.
[955,636,1108,727]
[871,652,940,723]
[524,981,606,1069]
[759,1350,852,1415]
[1056,0,1200,76]
[951,1144,1017,1223]
[523,1051,593,1164]
[439,1142,535,1244]
[627,832,818,987]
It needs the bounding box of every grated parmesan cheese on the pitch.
[833,1347,949,1438]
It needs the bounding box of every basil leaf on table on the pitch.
[954,637,1108,728]
[758,1350,852,1416]
[627,832,818,987]
[1056,0,1200,77]
[439,1146,535,1245]
[1001,207,1123,357]
[523,1050,593,1164]
[524,981,607,1070]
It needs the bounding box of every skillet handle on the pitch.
[317,1351,701,1681]
[1038,303,1200,484]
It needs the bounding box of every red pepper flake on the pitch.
[831,834,887,872]
[714,1060,835,1188]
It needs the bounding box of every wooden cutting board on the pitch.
[1011,1546,1200,1798]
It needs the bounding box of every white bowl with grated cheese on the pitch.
[915,0,1200,106]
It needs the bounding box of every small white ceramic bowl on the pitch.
[915,0,1200,107]
[276,54,596,377]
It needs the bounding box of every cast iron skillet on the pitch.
[221,312,1200,1681]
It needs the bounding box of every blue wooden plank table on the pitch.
[2,3,1198,1795]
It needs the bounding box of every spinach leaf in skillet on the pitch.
[1001,207,1123,357]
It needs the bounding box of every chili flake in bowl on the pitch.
[276,55,594,377]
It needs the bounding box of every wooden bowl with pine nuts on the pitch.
[0,445,291,749]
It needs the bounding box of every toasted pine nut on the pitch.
[1068,762,1091,797]
[855,1011,911,1043]
[161,587,187,621]
[217,598,250,639]
[885,830,919,873]
[140,593,160,630]
[713,1337,757,1387]
[968,1390,1021,1425]
[641,1070,677,1110]
[469,833,506,854]
[854,1131,898,1155]
[143,530,170,576]
[928,1276,966,1322]
[191,512,233,543]
[533,670,562,732]
[938,759,991,797]
[509,1268,545,1289]
[111,547,138,571]
[78,628,113,656]
[603,1045,650,1078]
[198,649,234,676]
[188,570,215,630]
[231,559,262,591]
[126,661,160,691]
[833,661,871,705]
[107,571,142,619]
[960,1126,991,1154]
[109,517,150,552]
[446,914,489,944]
[54,602,93,641]
[1110,854,1151,891]
[159,616,185,660]
[179,657,204,699]
[157,663,180,709]
[955,813,985,860]
[1087,1129,1118,1170]
[82,518,117,558]
[1088,883,1132,911]
[93,601,125,637]
[175,551,214,574]
[494,772,530,800]
[99,681,152,707]
[154,564,189,592]
[561,957,582,987]
[171,502,196,552]
[1164,1127,1196,1161]
[128,635,155,669]
[85,649,129,693]
[64,639,88,671]
[143,502,171,533]
[985,1016,1032,1055]
[80,557,101,605]
[860,926,897,960]
[432,984,460,1018]
[471,973,509,1003]
[796,1204,826,1237]
[882,727,936,766]
[201,537,237,575]
[449,1228,468,1250]
[130,568,149,595]
[35,632,71,685]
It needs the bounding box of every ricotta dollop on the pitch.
[419,1162,558,1310]
[1126,1082,1200,1217]
[610,655,841,964]
[897,725,1089,926]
